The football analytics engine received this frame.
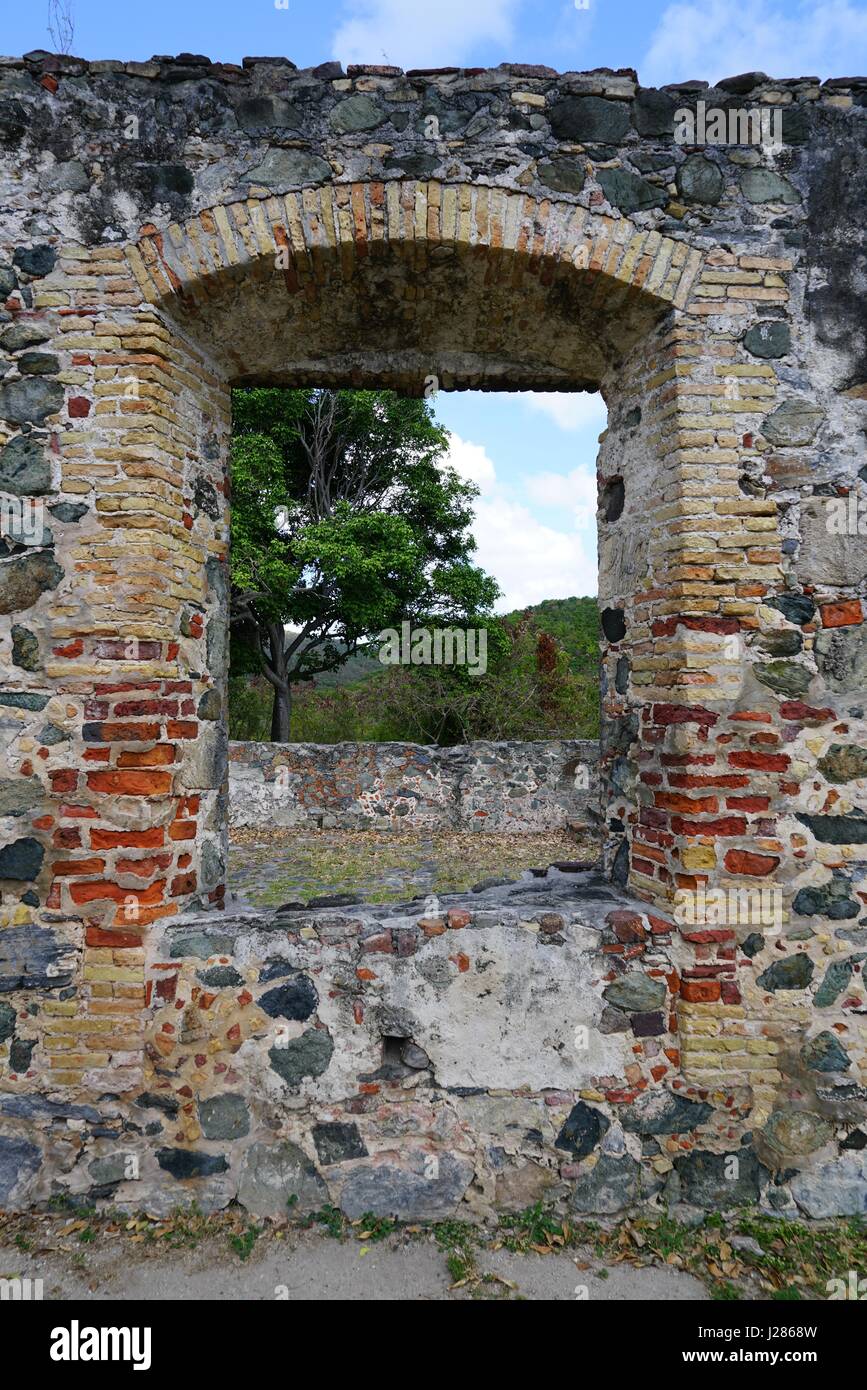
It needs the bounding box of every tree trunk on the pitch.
[261,620,292,743]
[270,681,292,741]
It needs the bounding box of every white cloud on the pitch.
[444,432,597,608]
[522,390,608,433]
[642,0,867,87]
[443,434,497,494]
[475,494,597,609]
[525,465,597,528]
[332,0,519,69]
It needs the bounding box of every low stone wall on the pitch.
[228,739,600,832]
[3,874,861,1220]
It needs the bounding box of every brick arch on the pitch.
[102,181,715,926]
[99,184,711,937]
[122,183,705,391]
[126,183,703,310]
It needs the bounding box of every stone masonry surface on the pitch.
[228,738,600,831]
[0,50,865,1219]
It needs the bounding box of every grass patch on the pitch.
[491,1204,867,1300]
[304,1205,347,1239]
[230,826,596,908]
[229,1226,260,1262]
[434,1220,479,1287]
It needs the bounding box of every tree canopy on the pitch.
[229,387,499,739]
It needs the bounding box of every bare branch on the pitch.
[47,0,75,54]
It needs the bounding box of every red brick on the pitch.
[671,815,748,837]
[607,909,647,943]
[117,744,176,767]
[655,792,719,814]
[116,855,173,877]
[166,720,198,739]
[112,699,177,718]
[69,879,166,906]
[168,821,197,841]
[91,826,165,850]
[728,750,790,772]
[725,795,770,812]
[653,615,739,636]
[86,770,173,796]
[53,827,81,849]
[668,773,749,789]
[52,638,84,658]
[647,913,676,935]
[49,769,78,794]
[680,980,721,1003]
[93,639,162,660]
[86,925,143,947]
[95,681,160,695]
[85,721,161,743]
[820,599,862,628]
[52,857,105,877]
[652,703,719,728]
[360,932,393,955]
[780,701,835,723]
[724,848,779,875]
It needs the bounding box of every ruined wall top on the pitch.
[2,54,865,235]
[3,50,865,390]
[5,49,867,94]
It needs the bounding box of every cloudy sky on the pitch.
[435,392,604,612]
[16,0,866,607]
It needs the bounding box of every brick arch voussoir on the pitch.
[125,181,705,317]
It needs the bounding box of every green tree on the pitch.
[230,387,499,740]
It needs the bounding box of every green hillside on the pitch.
[502,596,600,672]
[300,597,600,686]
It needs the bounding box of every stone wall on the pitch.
[4,877,861,1220]
[0,50,866,1218]
[228,739,600,832]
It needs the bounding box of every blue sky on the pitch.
[12,1,867,607]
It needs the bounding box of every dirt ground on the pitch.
[3,1204,863,1302]
[0,1223,707,1302]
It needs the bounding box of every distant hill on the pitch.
[502,596,599,672]
[287,596,600,689]
[281,631,380,689]
[309,644,381,688]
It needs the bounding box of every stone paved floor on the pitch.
[227,826,599,910]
